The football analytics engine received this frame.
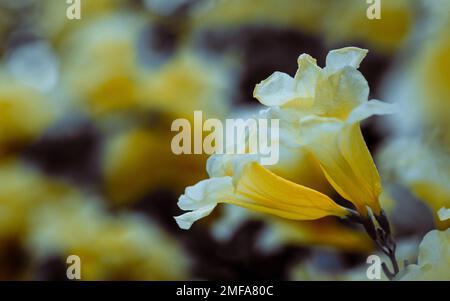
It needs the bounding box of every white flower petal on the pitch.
[177,177,233,211]
[326,47,368,70]
[314,67,370,118]
[438,207,450,222]
[175,177,234,229]
[206,154,233,177]
[174,204,217,230]
[206,153,260,179]
[347,99,398,124]
[253,71,298,106]
[294,53,321,98]
[398,229,450,280]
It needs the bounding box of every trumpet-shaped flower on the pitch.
[176,47,394,229]
[253,47,395,216]
[175,155,348,230]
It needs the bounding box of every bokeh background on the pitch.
[0,0,448,280]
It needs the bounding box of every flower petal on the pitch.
[175,177,233,229]
[338,123,382,214]
[177,177,233,211]
[300,116,381,215]
[294,53,321,99]
[206,154,234,177]
[232,161,348,220]
[175,161,348,229]
[326,47,368,70]
[314,67,369,119]
[347,99,398,124]
[206,153,260,179]
[253,71,298,106]
[175,204,217,230]
[438,207,450,222]
[398,229,450,281]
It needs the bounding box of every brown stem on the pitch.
[351,209,400,280]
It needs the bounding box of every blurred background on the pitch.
[0,0,448,280]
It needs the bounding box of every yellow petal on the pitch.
[231,162,348,220]
[411,183,450,230]
[0,76,54,149]
[300,116,381,215]
[339,123,382,214]
[175,161,348,229]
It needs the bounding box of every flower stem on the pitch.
[380,241,399,280]
[351,209,400,280]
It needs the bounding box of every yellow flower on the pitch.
[397,229,450,281]
[175,155,348,230]
[27,197,189,280]
[138,52,231,120]
[419,29,450,125]
[0,72,54,156]
[102,128,207,205]
[38,0,124,41]
[380,1,450,131]
[379,138,450,229]
[323,0,414,54]
[176,47,394,229]
[377,3,450,229]
[61,15,232,119]
[191,0,328,35]
[194,109,362,251]
[60,14,145,117]
[253,47,395,216]
[0,159,79,274]
[0,159,189,280]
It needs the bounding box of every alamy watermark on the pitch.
[366,0,381,20]
[66,255,81,280]
[366,255,382,280]
[171,111,280,165]
[66,0,82,20]
[65,1,380,22]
